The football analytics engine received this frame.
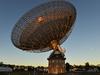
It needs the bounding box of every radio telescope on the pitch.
[11,0,76,53]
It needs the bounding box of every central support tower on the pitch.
[48,50,66,74]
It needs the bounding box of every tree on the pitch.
[97,65,100,72]
[66,62,71,72]
[0,62,4,66]
[85,62,90,71]
[28,66,34,71]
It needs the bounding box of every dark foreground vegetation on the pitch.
[0,71,100,75]
[0,61,100,75]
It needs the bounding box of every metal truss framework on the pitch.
[11,0,76,52]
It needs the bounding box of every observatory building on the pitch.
[48,50,66,74]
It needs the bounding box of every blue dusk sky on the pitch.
[0,0,100,66]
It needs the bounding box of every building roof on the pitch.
[48,50,66,60]
[0,67,12,72]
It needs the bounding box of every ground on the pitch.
[0,71,100,75]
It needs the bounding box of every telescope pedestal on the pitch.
[47,50,66,74]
